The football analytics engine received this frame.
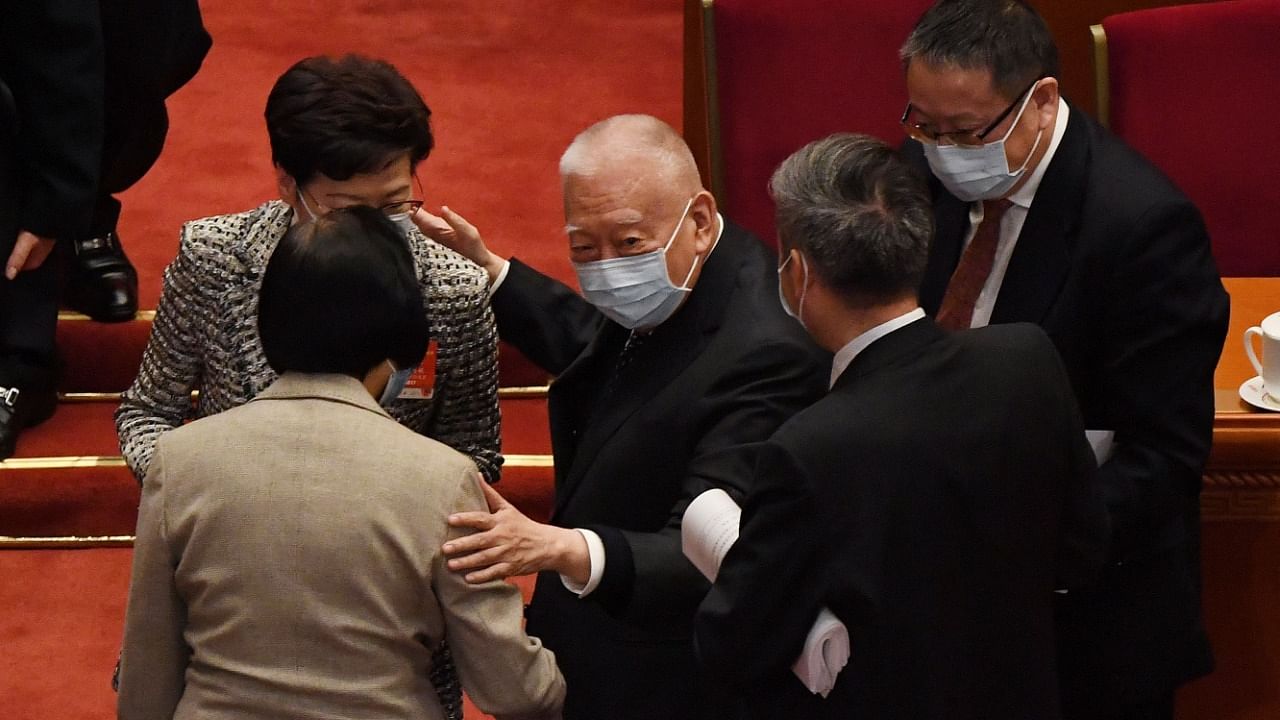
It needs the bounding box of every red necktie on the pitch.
[936,198,1014,331]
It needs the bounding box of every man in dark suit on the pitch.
[695,132,1110,720]
[0,0,209,459]
[896,2,1230,718]
[75,0,211,322]
[0,0,99,458]
[431,113,829,719]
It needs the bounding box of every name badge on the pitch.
[399,340,438,400]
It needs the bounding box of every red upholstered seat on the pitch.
[1099,0,1280,277]
[688,0,934,246]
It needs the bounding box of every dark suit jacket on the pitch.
[492,221,829,720]
[0,0,208,369]
[0,0,105,244]
[696,318,1109,720]
[0,0,208,240]
[906,103,1229,709]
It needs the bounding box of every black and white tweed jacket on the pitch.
[115,200,503,484]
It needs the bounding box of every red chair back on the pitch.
[699,0,933,245]
[1102,0,1280,277]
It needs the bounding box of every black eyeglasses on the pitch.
[900,78,1042,148]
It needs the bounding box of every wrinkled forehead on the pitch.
[562,163,686,229]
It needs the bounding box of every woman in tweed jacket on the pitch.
[113,55,501,720]
[115,197,501,483]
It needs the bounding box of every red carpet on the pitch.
[3,1,683,718]
[119,0,684,304]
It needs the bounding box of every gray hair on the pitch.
[770,133,932,307]
[900,0,1059,100]
[559,114,701,195]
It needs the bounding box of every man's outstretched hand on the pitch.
[443,479,590,586]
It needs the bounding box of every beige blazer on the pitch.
[117,373,563,720]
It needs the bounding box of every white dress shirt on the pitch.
[961,97,1070,328]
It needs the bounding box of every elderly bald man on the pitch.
[424,114,827,719]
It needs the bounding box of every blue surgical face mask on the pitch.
[379,360,414,407]
[385,211,416,236]
[296,189,320,222]
[573,198,699,330]
[777,251,809,326]
[921,82,1045,202]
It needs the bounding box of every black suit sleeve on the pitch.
[1095,200,1227,560]
[592,335,829,626]
[490,258,604,375]
[0,0,104,242]
[693,440,834,687]
[1040,337,1111,590]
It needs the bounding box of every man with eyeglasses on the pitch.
[898,2,1228,719]
[114,54,499,720]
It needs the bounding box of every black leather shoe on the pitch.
[66,231,138,323]
[0,385,57,460]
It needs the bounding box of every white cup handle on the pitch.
[1245,326,1265,378]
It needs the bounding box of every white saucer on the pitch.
[1239,376,1280,412]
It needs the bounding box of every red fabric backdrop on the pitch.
[707,0,935,245]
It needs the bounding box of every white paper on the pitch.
[682,488,742,582]
[791,608,851,698]
[682,488,850,697]
[1085,429,1115,465]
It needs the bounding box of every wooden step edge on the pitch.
[57,386,550,404]
[58,310,155,322]
[498,385,551,399]
[0,535,134,549]
[60,392,127,403]
[0,453,554,471]
[0,455,127,470]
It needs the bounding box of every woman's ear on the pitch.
[275,164,299,206]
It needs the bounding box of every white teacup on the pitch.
[1244,311,1280,402]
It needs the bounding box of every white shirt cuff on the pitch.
[488,259,512,297]
[560,528,605,598]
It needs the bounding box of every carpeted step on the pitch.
[2,395,555,538]
[56,311,553,394]
[56,313,154,394]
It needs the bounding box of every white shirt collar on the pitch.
[829,307,926,388]
[1008,96,1070,209]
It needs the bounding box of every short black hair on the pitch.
[901,0,1060,100]
[259,206,429,378]
[770,133,933,307]
[265,54,434,186]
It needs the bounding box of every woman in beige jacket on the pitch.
[116,207,564,720]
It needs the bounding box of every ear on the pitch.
[779,246,805,287]
[275,164,298,205]
[1031,77,1060,131]
[690,190,718,254]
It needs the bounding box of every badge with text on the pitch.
[398,339,438,400]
